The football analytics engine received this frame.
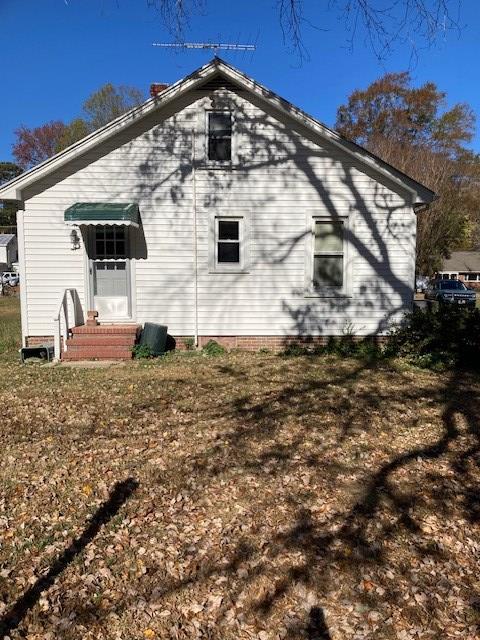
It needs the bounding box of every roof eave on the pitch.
[0,56,436,205]
[0,58,218,202]
[212,60,436,205]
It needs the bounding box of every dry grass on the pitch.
[0,304,479,639]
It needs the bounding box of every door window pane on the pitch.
[94,261,128,296]
[94,226,127,259]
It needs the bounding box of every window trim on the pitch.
[305,214,351,298]
[209,214,249,274]
[205,109,233,167]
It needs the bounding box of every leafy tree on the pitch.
[0,162,22,185]
[11,83,145,171]
[12,121,67,170]
[0,162,22,226]
[336,72,475,157]
[336,73,443,147]
[82,83,145,131]
[335,72,479,274]
[56,118,90,152]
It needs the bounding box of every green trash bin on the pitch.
[139,323,168,356]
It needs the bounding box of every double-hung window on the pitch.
[210,217,247,272]
[312,220,345,291]
[207,112,232,162]
[216,218,241,266]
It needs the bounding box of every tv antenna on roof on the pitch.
[152,41,256,54]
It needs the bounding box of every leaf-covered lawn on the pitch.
[0,329,479,637]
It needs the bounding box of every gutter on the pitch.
[192,130,199,348]
[16,209,28,346]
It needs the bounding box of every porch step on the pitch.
[71,324,140,335]
[67,334,136,347]
[62,324,141,361]
[62,347,134,361]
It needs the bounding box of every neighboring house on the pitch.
[0,234,17,273]
[0,58,435,359]
[438,251,480,289]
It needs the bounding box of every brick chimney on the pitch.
[150,83,169,98]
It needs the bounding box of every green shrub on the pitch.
[386,305,480,370]
[202,340,226,356]
[132,344,155,359]
[354,339,383,361]
[281,337,383,361]
[281,343,311,357]
[183,337,195,351]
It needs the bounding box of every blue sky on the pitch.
[1,0,480,162]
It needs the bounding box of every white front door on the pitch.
[89,226,131,320]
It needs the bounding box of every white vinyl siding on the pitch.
[20,88,416,339]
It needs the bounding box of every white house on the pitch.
[0,58,435,359]
[0,234,17,273]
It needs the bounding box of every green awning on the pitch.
[64,202,139,227]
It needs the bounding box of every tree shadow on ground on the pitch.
[0,478,138,639]
[135,358,480,635]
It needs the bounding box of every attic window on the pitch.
[207,112,232,162]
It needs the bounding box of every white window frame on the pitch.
[305,215,351,298]
[209,215,249,273]
[205,110,234,167]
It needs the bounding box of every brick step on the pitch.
[66,335,136,347]
[71,324,140,336]
[63,346,134,360]
[62,354,132,361]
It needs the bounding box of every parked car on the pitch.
[425,279,476,307]
[1,271,19,286]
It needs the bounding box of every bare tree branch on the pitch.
[146,0,205,41]
[145,0,462,63]
[331,0,462,61]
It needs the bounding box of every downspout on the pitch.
[192,130,199,348]
[16,207,28,347]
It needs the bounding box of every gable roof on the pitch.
[440,251,480,272]
[0,234,15,247]
[0,58,436,205]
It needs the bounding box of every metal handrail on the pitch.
[53,288,83,360]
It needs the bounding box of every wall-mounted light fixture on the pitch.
[70,228,81,250]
